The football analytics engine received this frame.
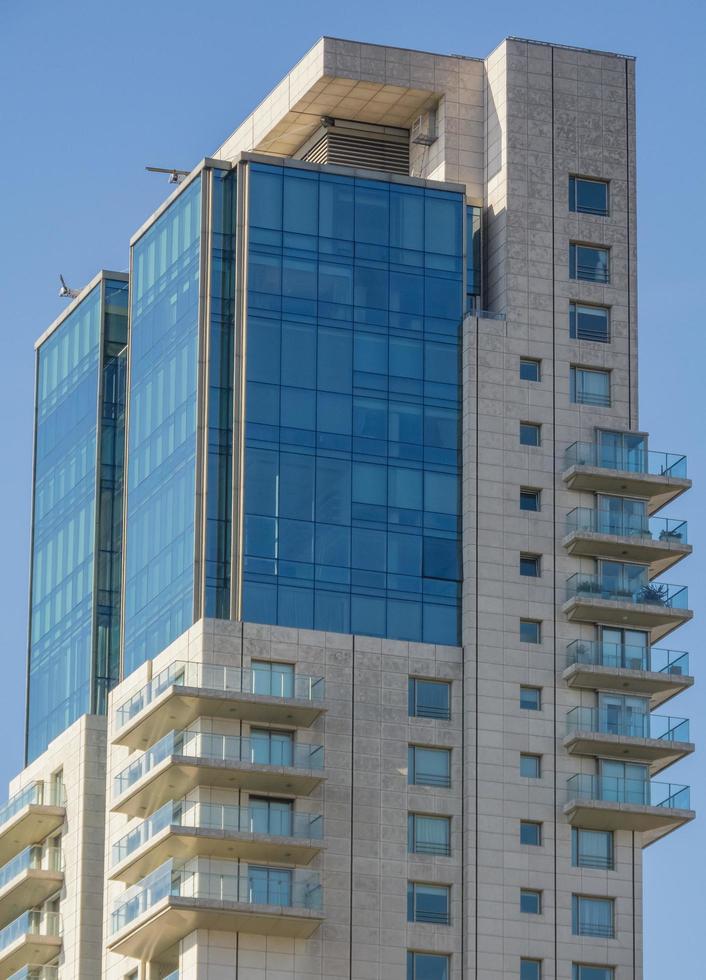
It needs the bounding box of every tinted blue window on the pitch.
[242,163,463,645]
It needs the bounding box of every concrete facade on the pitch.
[1,34,694,980]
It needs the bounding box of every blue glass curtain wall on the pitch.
[27,285,102,761]
[123,177,202,673]
[241,163,464,645]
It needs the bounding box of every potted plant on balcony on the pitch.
[636,583,669,606]
[658,527,684,543]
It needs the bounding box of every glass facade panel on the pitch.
[28,286,101,760]
[124,176,202,673]
[242,163,463,645]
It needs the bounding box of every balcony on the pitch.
[111,799,324,885]
[108,861,324,957]
[112,731,325,817]
[113,661,326,750]
[563,640,692,707]
[8,967,59,980]
[564,510,691,575]
[0,911,61,976]
[563,442,690,513]
[564,774,694,844]
[0,846,63,929]
[0,784,65,865]
[564,708,693,774]
[563,575,691,642]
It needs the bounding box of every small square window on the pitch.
[571,367,611,407]
[520,754,541,778]
[408,813,451,856]
[408,745,451,788]
[572,828,614,869]
[520,687,542,711]
[520,821,542,846]
[520,620,541,644]
[520,889,542,914]
[520,423,541,447]
[407,882,451,924]
[520,554,541,577]
[521,960,542,980]
[520,488,541,512]
[572,895,614,937]
[572,966,615,980]
[569,176,609,216]
[409,678,451,720]
[520,358,541,382]
[407,952,450,980]
[569,243,609,283]
[570,303,610,342]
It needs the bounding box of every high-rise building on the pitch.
[2,35,695,980]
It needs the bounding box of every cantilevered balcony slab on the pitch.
[562,586,692,644]
[564,796,694,845]
[563,730,693,775]
[109,895,324,957]
[563,527,691,577]
[111,823,324,886]
[563,662,693,709]
[0,788,65,866]
[0,911,61,976]
[114,686,326,751]
[112,755,326,818]
[0,869,64,930]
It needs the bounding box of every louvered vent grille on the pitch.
[303,131,410,176]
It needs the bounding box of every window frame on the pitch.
[407,951,450,980]
[520,422,541,447]
[569,302,610,343]
[408,813,452,856]
[569,242,610,284]
[407,881,451,925]
[521,959,543,980]
[408,744,452,788]
[520,619,541,644]
[520,820,542,846]
[520,686,542,711]
[570,366,611,407]
[520,488,541,512]
[571,894,615,938]
[569,176,609,216]
[520,888,542,914]
[520,554,541,578]
[408,677,451,721]
[520,358,542,382]
[572,828,614,870]
[572,966,615,980]
[520,753,542,779]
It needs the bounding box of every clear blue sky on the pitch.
[1,1,703,974]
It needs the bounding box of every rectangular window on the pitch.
[520,889,542,914]
[520,754,541,778]
[249,865,292,906]
[407,882,451,924]
[408,745,451,787]
[249,796,293,836]
[520,687,542,711]
[409,678,451,720]
[521,961,542,980]
[251,661,295,698]
[520,488,541,512]
[520,821,542,846]
[520,554,541,578]
[520,358,541,382]
[572,828,614,870]
[569,177,609,216]
[520,620,541,644]
[250,729,293,766]
[569,243,610,283]
[572,967,615,980]
[570,303,610,342]
[408,814,451,856]
[407,952,449,980]
[520,423,541,447]
[571,367,611,407]
[572,895,615,938]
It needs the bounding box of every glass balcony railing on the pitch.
[564,442,687,479]
[566,575,688,609]
[111,860,322,934]
[0,910,61,952]
[567,774,690,810]
[566,640,689,676]
[115,661,325,729]
[112,798,323,865]
[566,509,688,545]
[8,968,60,980]
[162,973,179,980]
[114,730,325,798]
[0,845,62,891]
[566,707,690,743]
[0,782,64,831]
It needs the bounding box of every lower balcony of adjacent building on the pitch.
[0,911,61,975]
[112,731,326,818]
[0,784,65,866]
[113,661,326,751]
[563,575,692,642]
[7,966,59,980]
[0,846,63,929]
[563,510,691,576]
[564,774,694,844]
[563,640,692,708]
[563,708,693,774]
[110,799,324,885]
[108,863,324,958]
